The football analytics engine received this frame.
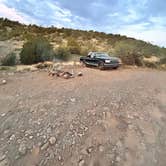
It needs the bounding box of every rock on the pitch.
[79,159,85,166]
[1,113,6,117]
[78,133,84,137]
[84,126,88,132]
[116,141,122,148]
[127,115,134,119]
[128,124,133,130]
[25,129,33,136]
[47,127,52,134]
[86,147,93,154]
[103,107,109,111]
[99,145,104,152]
[70,124,74,130]
[116,156,121,162]
[37,133,40,137]
[58,156,62,161]
[8,72,14,76]
[0,158,9,166]
[15,155,20,160]
[77,72,83,77]
[18,143,27,155]
[9,134,16,141]
[4,130,10,135]
[70,98,76,102]
[1,80,6,85]
[0,153,6,161]
[63,72,73,79]
[49,137,57,145]
[41,142,49,151]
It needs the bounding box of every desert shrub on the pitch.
[159,56,166,64]
[144,61,158,68]
[20,36,54,64]
[1,52,16,66]
[67,37,81,54]
[54,47,71,61]
[114,41,144,66]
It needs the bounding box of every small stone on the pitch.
[103,107,109,111]
[15,155,20,160]
[99,145,104,152]
[0,153,6,161]
[84,126,88,131]
[86,147,93,154]
[116,141,122,148]
[37,121,41,125]
[0,158,9,166]
[63,74,70,79]
[77,72,83,77]
[16,94,19,97]
[2,80,7,85]
[38,142,42,147]
[70,98,76,102]
[116,156,121,162]
[41,142,49,151]
[78,133,84,137]
[25,129,33,136]
[49,137,56,145]
[18,143,27,155]
[37,133,40,137]
[58,156,62,161]
[70,124,74,130]
[128,124,133,130]
[8,72,14,76]
[79,159,85,166]
[29,136,33,139]
[9,134,16,141]
[4,130,10,135]
[1,113,6,117]
[127,115,134,119]
[17,139,21,144]
[47,127,52,134]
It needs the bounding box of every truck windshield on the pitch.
[95,53,110,58]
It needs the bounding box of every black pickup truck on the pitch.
[80,52,122,70]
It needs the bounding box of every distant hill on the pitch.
[0,18,166,68]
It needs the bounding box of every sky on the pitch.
[0,0,166,47]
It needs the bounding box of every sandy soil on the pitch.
[0,67,166,166]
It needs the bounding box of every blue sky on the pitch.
[0,0,166,46]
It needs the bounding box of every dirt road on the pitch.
[0,67,166,166]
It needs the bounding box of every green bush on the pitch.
[54,47,71,61]
[1,52,16,66]
[144,61,158,68]
[114,41,144,66]
[67,37,81,54]
[20,36,54,64]
[159,56,166,64]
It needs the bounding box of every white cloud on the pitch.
[0,1,37,24]
[149,16,166,26]
[115,23,166,47]
[123,9,141,22]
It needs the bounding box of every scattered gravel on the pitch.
[0,68,166,166]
